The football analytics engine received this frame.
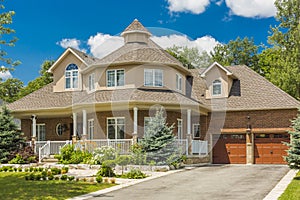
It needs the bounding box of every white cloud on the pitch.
[87,33,124,58]
[152,35,219,53]
[56,38,87,52]
[0,66,12,80]
[225,0,276,18]
[167,0,210,14]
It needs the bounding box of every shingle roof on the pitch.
[191,65,300,111]
[122,19,151,35]
[95,40,185,69]
[8,84,199,112]
[69,47,100,65]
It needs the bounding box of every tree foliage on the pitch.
[211,37,260,73]
[166,46,212,69]
[140,109,180,165]
[0,106,25,163]
[265,0,300,99]
[0,1,20,70]
[285,108,300,169]
[0,78,23,103]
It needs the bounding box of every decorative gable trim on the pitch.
[48,48,88,72]
[200,62,233,78]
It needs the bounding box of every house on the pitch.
[8,19,300,164]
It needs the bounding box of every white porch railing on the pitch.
[38,140,71,163]
[39,141,50,163]
[75,139,134,154]
[192,140,208,155]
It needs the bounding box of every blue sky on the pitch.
[1,0,278,84]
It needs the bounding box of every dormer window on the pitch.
[65,64,78,89]
[212,80,222,95]
[107,69,125,87]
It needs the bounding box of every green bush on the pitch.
[35,173,42,181]
[130,143,147,165]
[18,167,22,172]
[97,164,115,177]
[8,154,26,164]
[48,174,54,180]
[60,175,68,181]
[29,173,35,180]
[96,175,103,183]
[51,167,61,175]
[68,176,75,181]
[125,168,147,179]
[56,144,92,164]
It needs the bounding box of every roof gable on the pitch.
[201,62,233,78]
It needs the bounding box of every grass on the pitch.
[0,172,116,200]
[279,171,300,200]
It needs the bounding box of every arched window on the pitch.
[65,64,78,89]
[212,79,222,95]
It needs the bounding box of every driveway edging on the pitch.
[68,169,184,200]
[263,169,298,200]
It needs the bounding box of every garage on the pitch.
[254,133,289,164]
[213,134,246,164]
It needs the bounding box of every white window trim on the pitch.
[106,117,125,139]
[106,69,125,87]
[144,69,163,87]
[177,119,183,139]
[176,73,182,91]
[88,119,94,140]
[37,123,46,141]
[193,123,200,139]
[88,73,95,92]
[212,79,222,96]
[65,63,79,90]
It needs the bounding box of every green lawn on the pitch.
[0,172,115,200]
[279,171,300,200]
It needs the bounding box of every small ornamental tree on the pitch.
[285,108,300,169]
[0,106,25,163]
[140,109,180,165]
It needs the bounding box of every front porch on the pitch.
[27,138,208,163]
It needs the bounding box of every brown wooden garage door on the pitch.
[255,134,289,164]
[213,134,246,164]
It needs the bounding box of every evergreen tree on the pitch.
[0,106,25,163]
[285,109,300,169]
[140,109,180,165]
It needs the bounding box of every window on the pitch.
[88,119,94,140]
[65,64,79,89]
[106,69,124,87]
[88,73,95,91]
[193,124,200,138]
[56,123,64,136]
[107,117,125,139]
[144,69,163,87]
[177,119,183,139]
[37,124,46,141]
[176,74,182,91]
[212,80,221,95]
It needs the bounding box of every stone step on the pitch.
[42,157,59,163]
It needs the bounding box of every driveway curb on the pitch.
[68,169,184,200]
[263,169,298,200]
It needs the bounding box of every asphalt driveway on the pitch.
[89,165,289,200]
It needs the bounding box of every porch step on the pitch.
[41,157,59,163]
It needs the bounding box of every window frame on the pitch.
[144,69,163,87]
[193,123,200,139]
[36,123,46,141]
[176,74,182,91]
[88,119,94,140]
[106,69,125,87]
[88,73,95,91]
[106,117,125,139]
[212,79,222,96]
[65,63,79,90]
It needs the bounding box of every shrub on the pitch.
[130,143,147,165]
[91,146,117,165]
[110,178,116,184]
[29,167,34,172]
[126,168,146,179]
[116,155,132,174]
[8,146,37,164]
[54,176,60,181]
[18,167,22,172]
[51,168,61,175]
[56,144,92,164]
[9,154,25,164]
[35,173,42,181]
[48,174,54,180]
[68,176,75,181]
[29,173,35,180]
[25,174,29,180]
[13,168,18,172]
[38,167,44,172]
[60,175,68,181]
[62,166,69,173]
[97,163,115,177]
[96,175,103,183]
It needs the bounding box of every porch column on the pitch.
[82,110,87,140]
[187,109,192,155]
[133,107,138,144]
[72,112,77,143]
[246,129,254,164]
[31,115,37,153]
